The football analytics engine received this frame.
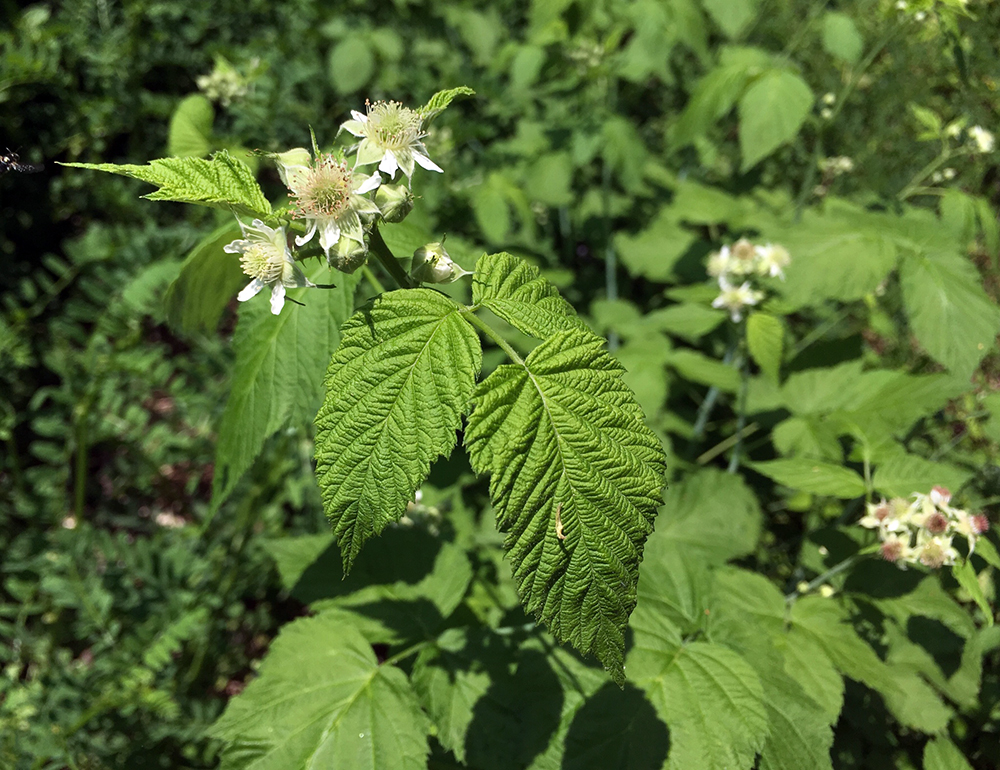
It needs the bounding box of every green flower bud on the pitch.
[410,242,472,284]
[375,183,414,223]
[328,233,369,274]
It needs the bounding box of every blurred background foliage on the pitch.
[2,0,1000,767]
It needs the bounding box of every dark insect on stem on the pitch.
[0,149,43,175]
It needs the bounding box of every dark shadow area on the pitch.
[843,559,924,599]
[291,527,444,603]
[463,648,565,770]
[345,597,447,645]
[561,682,670,770]
[907,615,964,679]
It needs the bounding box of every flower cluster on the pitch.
[226,99,451,314]
[968,125,996,154]
[859,486,990,569]
[706,238,790,322]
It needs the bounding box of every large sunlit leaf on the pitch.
[900,249,1000,379]
[315,289,481,570]
[465,329,667,683]
[163,222,245,334]
[209,614,430,770]
[472,252,582,339]
[63,150,271,219]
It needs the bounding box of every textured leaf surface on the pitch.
[472,252,582,339]
[628,638,768,770]
[63,151,270,218]
[212,265,357,510]
[315,289,481,570]
[465,329,666,683]
[747,311,783,383]
[210,614,429,770]
[656,468,761,564]
[419,86,475,122]
[900,249,1000,379]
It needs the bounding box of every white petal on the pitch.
[270,284,286,315]
[295,220,318,247]
[319,220,341,255]
[397,151,415,179]
[350,110,368,123]
[355,171,382,194]
[340,120,366,137]
[238,279,265,302]
[413,152,443,173]
[378,151,399,178]
[224,238,250,254]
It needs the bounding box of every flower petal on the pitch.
[340,119,367,137]
[338,210,364,243]
[295,220,318,247]
[319,220,342,255]
[397,151,416,179]
[224,238,251,254]
[356,139,384,167]
[269,283,286,315]
[378,151,399,178]
[238,278,265,302]
[350,110,368,123]
[355,171,382,195]
[413,151,443,173]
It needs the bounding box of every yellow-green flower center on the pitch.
[240,242,284,282]
[294,154,353,218]
[367,101,422,152]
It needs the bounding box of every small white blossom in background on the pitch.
[196,56,251,107]
[822,92,836,106]
[712,279,764,322]
[706,238,790,321]
[225,219,313,315]
[820,156,854,177]
[340,101,443,181]
[969,125,996,154]
[913,10,926,21]
[276,149,381,257]
[859,485,989,569]
[155,511,187,529]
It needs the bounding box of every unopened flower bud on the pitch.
[328,233,369,274]
[410,242,472,284]
[376,183,414,223]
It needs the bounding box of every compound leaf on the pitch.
[63,150,270,219]
[465,328,666,683]
[210,613,430,770]
[472,252,582,339]
[315,289,481,570]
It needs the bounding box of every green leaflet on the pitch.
[314,289,482,570]
[62,150,270,219]
[167,94,213,158]
[738,69,813,171]
[748,458,865,498]
[472,252,582,339]
[163,222,246,334]
[211,265,357,511]
[900,249,1000,379]
[746,312,783,383]
[419,86,475,123]
[209,614,430,770]
[465,328,666,684]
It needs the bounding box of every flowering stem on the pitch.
[727,355,750,473]
[690,344,737,444]
[368,226,415,289]
[785,544,881,602]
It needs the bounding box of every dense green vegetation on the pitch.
[2,0,1000,768]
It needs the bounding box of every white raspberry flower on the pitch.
[706,246,732,279]
[969,125,995,154]
[915,533,959,569]
[278,150,381,258]
[712,278,763,322]
[880,532,913,565]
[225,219,312,315]
[754,243,791,280]
[340,101,443,180]
[727,238,759,277]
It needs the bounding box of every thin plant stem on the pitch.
[785,545,880,602]
[382,640,434,668]
[368,226,415,289]
[697,422,758,465]
[690,344,737,442]
[462,310,526,366]
[727,355,750,473]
